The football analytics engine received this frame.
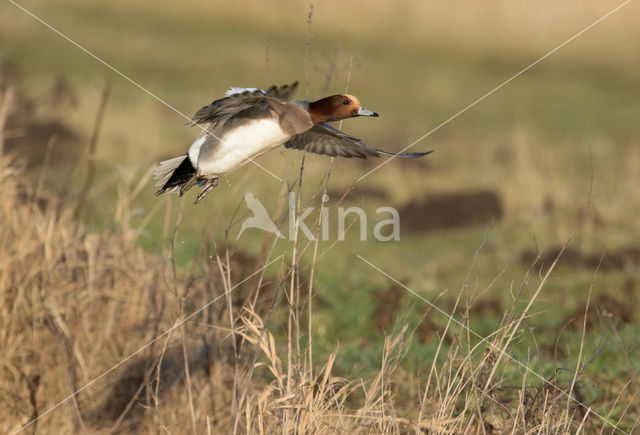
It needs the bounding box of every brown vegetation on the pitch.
[2,8,638,426]
[1,150,628,433]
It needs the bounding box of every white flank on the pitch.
[197,119,289,176]
[187,133,208,167]
[224,87,266,97]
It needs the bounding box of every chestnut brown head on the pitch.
[309,94,379,124]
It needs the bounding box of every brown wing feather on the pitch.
[284,123,432,159]
[284,124,377,158]
[265,81,298,100]
[189,82,299,128]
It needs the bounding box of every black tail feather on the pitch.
[156,156,197,195]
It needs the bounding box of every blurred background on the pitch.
[1,0,639,432]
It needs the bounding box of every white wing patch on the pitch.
[224,87,267,97]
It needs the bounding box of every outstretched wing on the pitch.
[189,82,299,129]
[284,123,432,159]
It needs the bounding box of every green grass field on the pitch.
[2,0,639,432]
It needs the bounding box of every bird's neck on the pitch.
[308,99,334,124]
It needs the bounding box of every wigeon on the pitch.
[154,81,431,203]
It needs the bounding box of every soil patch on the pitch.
[399,190,503,233]
[2,69,82,168]
[327,185,389,202]
[562,279,636,332]
[521,246,640,271]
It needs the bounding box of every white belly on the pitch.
[188,119,289,177]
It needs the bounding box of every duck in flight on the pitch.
[154,81,431,203]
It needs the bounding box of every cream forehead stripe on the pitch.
[343,94,360,107]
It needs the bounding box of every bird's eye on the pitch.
[343,100,350,105]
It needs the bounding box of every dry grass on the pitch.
[1,88,636,432]
[1,3,639,429]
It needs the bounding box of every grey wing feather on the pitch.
[264,81,298,100]
[284,123,432,159]
[189,92,266,129]
[188,82,298,128]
